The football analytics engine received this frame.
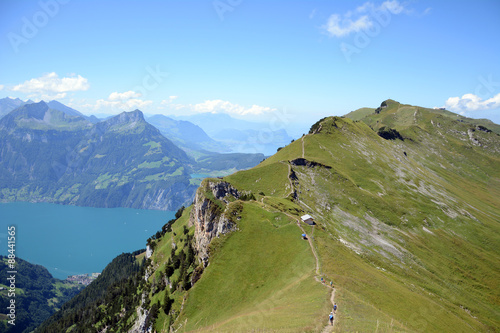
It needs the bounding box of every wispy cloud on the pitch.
[323,0,408,37]
[72,95,275,118]
[92,91,152,112]
[12,72,90,100]
[158,98,276,117]
[0,85,4,91]
[445,93,500,113]
[108,91,141,101]
[192,99,276,116]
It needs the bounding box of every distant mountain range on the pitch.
[0,98,268,210]
[1,97,291,156]
[146,114,230,153]
[46,100,100,124]
[170,112,294,155]
[0,97,32,118]
[0,101,196,210]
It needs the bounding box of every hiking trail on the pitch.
[301,136,305,158]
[291,213,337,332]
[259,197,337,332]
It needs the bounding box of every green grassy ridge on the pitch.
[200,102,499,331]
[225,161,291,198]
[141,206,198,332]
[174,202,327,332]
[344,107,376,121]
[307,110,498,329]
[139,195,329,332]
[347,99,500,135]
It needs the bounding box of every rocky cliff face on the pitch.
[190,179,240,266]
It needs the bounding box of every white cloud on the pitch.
[157,98,276,117]
[380,0,404,14]
[323,0,408,37]
[108,90,141,101]
[325,14,373,37]
[12,72,90,95]
[445,93,500,113]
[95,98,153,110]
[72,90,153,113]
[77,95,275,118]
[192,100,276,116]
[0,84,4,90]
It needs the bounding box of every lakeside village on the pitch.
[66,272,101,286]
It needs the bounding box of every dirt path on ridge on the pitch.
[286,212,336,332]
[258,169,337,332]
[301,136,305,158]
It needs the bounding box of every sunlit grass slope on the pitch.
[177,202,327,332]
[211,102,499,331]
[148,100,498,332]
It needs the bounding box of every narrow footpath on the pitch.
[301,136,305,158]
[279,138,337,331]
[297,220,336,332]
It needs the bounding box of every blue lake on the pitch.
[0,202,174,280]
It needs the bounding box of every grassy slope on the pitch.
[148,101,498,332]
[347,99,500,135]
[177,202,328,332]
[297,108,499,331]
[344,107,375,121]
[181,105,498,331]
[143,206,195,332]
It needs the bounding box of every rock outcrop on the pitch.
[290,158,332,169]
[190,179,240,266]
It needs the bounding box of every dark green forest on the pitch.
[0,257,83,333]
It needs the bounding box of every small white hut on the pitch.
[301,214,315,225]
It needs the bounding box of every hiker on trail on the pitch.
[330,281,333,287]
[329,312,334,325]
[321,277,324,284]
[333,303,337,314]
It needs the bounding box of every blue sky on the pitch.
[1,0,499,136]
